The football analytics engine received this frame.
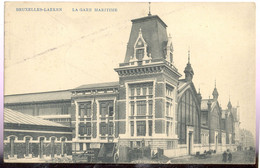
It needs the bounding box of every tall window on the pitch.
[79,123,84,136]
[109,106,114,116]
[25,137,30,156]
[137,101,146,115]
[79,105,85,118]
[137,121,146,136]
[10,137,15,158]
[149,120,152,136]
[142,87,147,95]
[166,102,170,116]
[100,103,107,117]
[148,101,153,115]
[79,143,83,151]
[86,123,91,136]
[131,102,135,116]
[79,103,91,118]
[177,90,200,144]
[61,138,65,156]
[131,121,134,136]
[136,49,144,60]
[86,104,91,117]
[51,138,55,158]
[100,123,107,136]
[136,87,141,96]
[100,101,114,117]
[166,122,170,136]
[130,88,135,96]
[109,123,113,135]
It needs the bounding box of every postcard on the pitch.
[3,2,256,164]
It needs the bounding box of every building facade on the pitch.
[4,108,72,160]
[4,14,240,159]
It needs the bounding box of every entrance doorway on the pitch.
[188,132,192,155]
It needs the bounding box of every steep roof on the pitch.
[124,15,168,63]
[4,90,71,104]
[4,108,68,127]
[73,81,119,91]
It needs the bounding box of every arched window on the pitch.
[177,90,200,144]
[10,136,15,158]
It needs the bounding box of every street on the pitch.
[168,150,256,164]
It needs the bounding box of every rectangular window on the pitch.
[79,124,84,136]
[10,137,15,157]
[136,87,141,96]
[25,137,30,156]
[130,88,135,96]
[130,141,134,148]
[86,126,91,135]
[109,106,114,116]
[142,87,147,95]
[166,122,170,136]
[109,123,113,135]
[166,102,170,116]
[86,104,91,117]
[131,121,134,136]
[148,86,153,95]
[131,102,135,116]
[149,120,152,136]
[79,143,83,151]
[100,123,107,136]
[100,103,107,117]
[136,141,141,147]
[79,107,85,118]
[86,143,90,150]
[149,101,153,115]
[136,49,144,60]
[137,101,146,116]
[136,121,146,136]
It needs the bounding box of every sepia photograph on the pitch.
[3,2,256,164]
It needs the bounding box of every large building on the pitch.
[4,108,72,160]
[4,13,240,159]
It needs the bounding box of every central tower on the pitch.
[114,14,181,150]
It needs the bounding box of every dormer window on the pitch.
[165,34,174,64]
[136,48,144,60]
[132,28,149,61]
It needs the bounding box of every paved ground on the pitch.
[168,150,256,164]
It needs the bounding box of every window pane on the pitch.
[137,121,146,136]
[131,102,135,116]
[149,101,153,115]
[137,101,146,115]
[142,87,147,95]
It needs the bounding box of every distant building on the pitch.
[239,129,255,150]
[3,108,72,160]
[4,13,241,159]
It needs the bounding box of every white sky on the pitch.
[4,2,255,135]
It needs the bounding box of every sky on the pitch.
[4,2,255,136]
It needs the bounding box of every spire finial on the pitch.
[148,2,151,16]
[215,79,216,88]
[188,48,190,64]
